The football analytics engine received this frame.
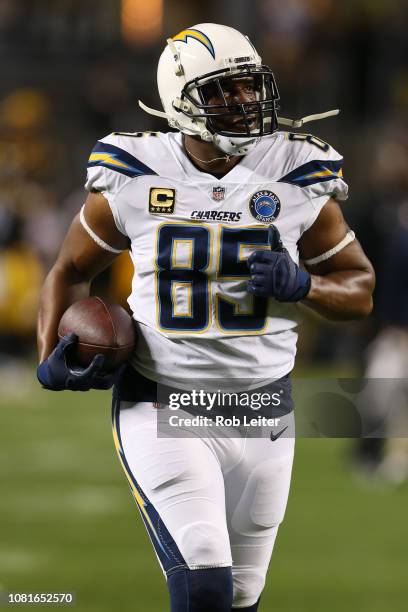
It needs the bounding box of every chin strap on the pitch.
[138,100,340,132]
[138,100,213,141]
[277,109,339,128]
[138,100,170,121]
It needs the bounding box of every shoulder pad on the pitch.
[88,132,157,179]
[277,132,348,201]
[84,132,158,195]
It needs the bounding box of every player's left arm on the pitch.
[298,197,375,320]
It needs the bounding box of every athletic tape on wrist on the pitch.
[79,205,125,254]
[303,230,355,266]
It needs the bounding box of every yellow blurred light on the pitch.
[1,88,50,129]
[121,0,163,46]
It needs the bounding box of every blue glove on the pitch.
[37,332,117,391]
[247,226,311,302]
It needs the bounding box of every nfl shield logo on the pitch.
[212,186,226,201]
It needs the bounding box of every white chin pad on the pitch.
[212,133,260,156]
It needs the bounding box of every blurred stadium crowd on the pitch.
[0,0,407,371]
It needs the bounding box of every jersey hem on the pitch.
[129,358,296,391]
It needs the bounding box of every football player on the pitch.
[37,24,375,612]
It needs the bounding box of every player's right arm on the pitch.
[37,191,129,362]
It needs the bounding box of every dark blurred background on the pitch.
[1,3,408,610]
[1,0,407,369]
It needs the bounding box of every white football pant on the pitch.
[112,401,294,608]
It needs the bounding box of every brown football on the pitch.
[58,296,136,371]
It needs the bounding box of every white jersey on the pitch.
[85,130,348,387]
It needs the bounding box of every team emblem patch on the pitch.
[149,188,175,214]
[249,190,281,223]
[212,186,226,201]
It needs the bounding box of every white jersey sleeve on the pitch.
[84,132,157,235]
[277,132,348,232]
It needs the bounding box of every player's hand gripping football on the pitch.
[37,332,119,391]
[247,226,311,302]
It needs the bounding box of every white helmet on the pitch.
[139,23,280,156]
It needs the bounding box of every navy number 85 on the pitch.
[156,224,270,332]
